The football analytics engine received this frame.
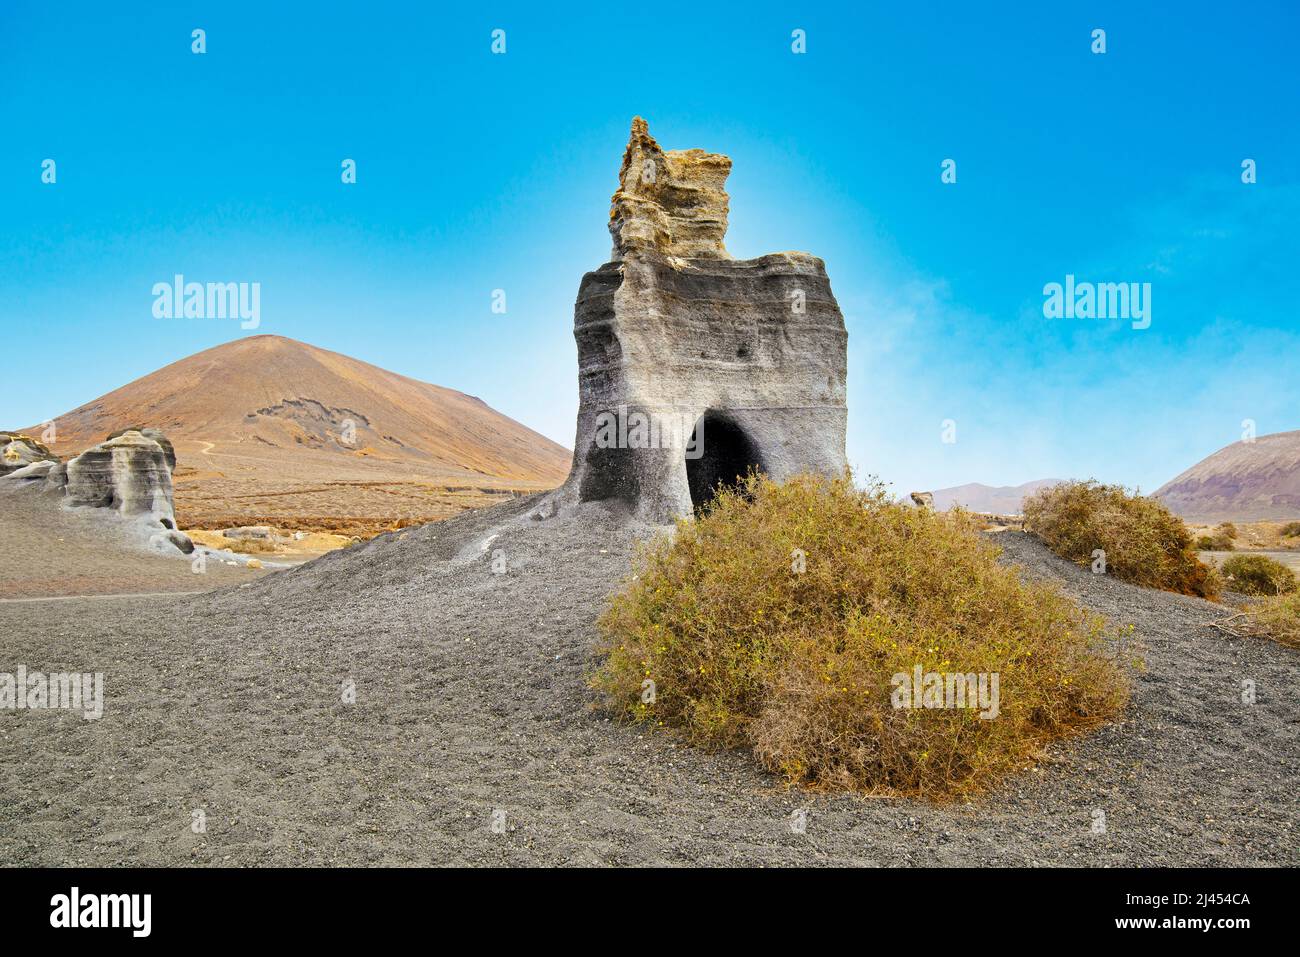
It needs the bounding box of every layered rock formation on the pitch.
[608,117,733,262]
[543,118,847,523]
[2,426,191,552]
[65,430,178,524]
[106,426,177,472]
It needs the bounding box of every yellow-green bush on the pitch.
[1022,480,1220,599]
[590,473,1129,801]
[1221,554,1297,596]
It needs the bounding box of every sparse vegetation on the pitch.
[1021,480,1220,600]
[1247,593,1300,649]
[1220,554,1298,597]
[1196,523,1238,551]
[217,537,279,555]
[184,527,355,558]
[1210,589,1300,650]
[590,472,1129,801]
[1195,531,1235,551]
[1280,521,1300,538]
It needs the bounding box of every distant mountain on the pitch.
[1156,430,1300,522]
[23,335,571,533]
[930,479,1063,515]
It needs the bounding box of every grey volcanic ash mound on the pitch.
[4,492,1296,865]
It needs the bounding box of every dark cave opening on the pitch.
[685,411,765,513]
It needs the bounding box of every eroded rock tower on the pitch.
[547,117,848,523]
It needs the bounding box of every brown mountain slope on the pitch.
[26,335,571,534]
[1155,430,1300,522]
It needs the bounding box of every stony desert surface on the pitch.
[0,484,267,600]
[2,495,1295,867]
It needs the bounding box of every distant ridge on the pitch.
[1156,430,1300,522]
[930,479,1063,515]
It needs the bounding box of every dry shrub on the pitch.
[1022,480,1220,599]
[1196,532,1235,551]
[1247,593,1300,649]
[183,530,279,555]
[590,473,1129,801]
[219,537,278,555]
[1197,522,1239,551]
[1221,554,1297,596]
[1280,521,1300,538]
[1214,590,1300,650]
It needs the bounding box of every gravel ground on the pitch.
[1,496,1296,866]
[0,483,265,599]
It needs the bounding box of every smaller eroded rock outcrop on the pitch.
[1,432,58,474]
[65,430,178,524]
[2,426,191,554]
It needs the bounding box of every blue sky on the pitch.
[2,1,1297,495]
